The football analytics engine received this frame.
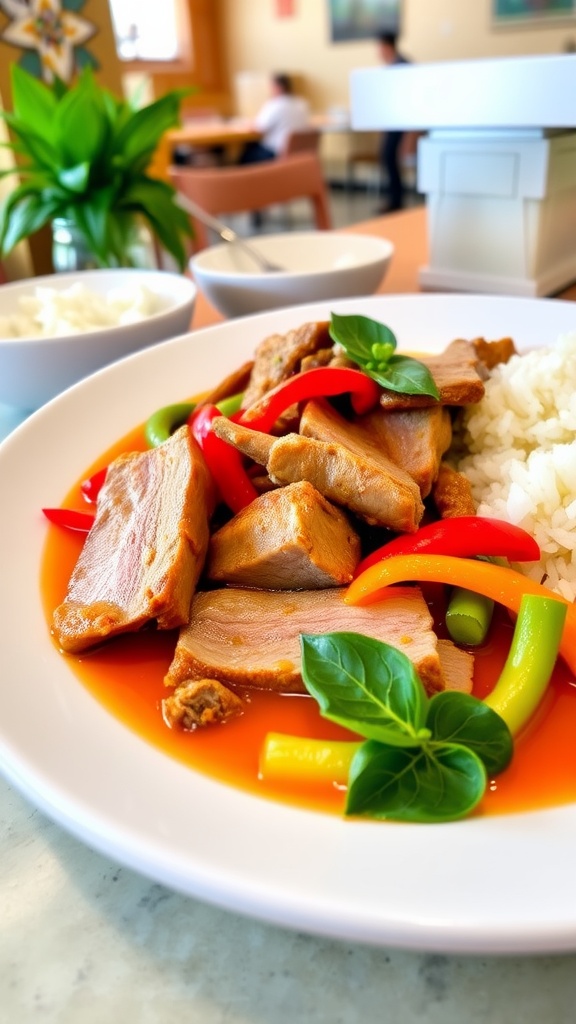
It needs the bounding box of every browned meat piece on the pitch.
[241,321,331,409]
[162,678,245,730]
[437,639,474,694]
[212,414,424,532]
[353,405,452,498]
[378,340,486,411]
[299,399,425,529]
[165,586,447,695]
[432,461,476,518]
[473,336,516,371]
[203,359,254,406]
[207,480,361,589]
[52,427,215,653]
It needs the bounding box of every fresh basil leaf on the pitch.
[375,354,440,400]
[329,312,397,365]
[300,632,427,745]
[345,739,487,822]
[425,691,513,776]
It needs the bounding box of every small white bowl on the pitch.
[0,268,196,410]
[190,231,394,318]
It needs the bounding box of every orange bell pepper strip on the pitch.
[345,553,576,677]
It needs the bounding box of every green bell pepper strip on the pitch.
[445,585,495,646]
[484,593,567,736]
[144,392,244,449]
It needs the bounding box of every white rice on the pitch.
[457,331,576,602]
[0,282,159,339]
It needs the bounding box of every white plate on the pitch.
[2,293,576,955]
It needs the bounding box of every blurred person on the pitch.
[376,31,410,213]
[239,73,310,164]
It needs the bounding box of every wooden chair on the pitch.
[281,127,322,156]
[168,152,332,250]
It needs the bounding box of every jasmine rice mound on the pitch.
[457,332,576,602]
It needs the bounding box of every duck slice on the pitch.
[357,404,452,498]
[207,480,361,589]
[378,339,486,410]
[52,426,214,653]
[212,413,424,533]
[241,320,331,410]
[165,585,447,696]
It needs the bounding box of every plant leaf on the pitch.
[425,691,513,776]
[112,91,189,167]
[372,354,440,399]
[300,632,428,745]
[57,162,91,193]
[54,72,109,167]
[345,740,487,822]
[329,312,397,365]
[10,64,57,140]
[0,188,58,254]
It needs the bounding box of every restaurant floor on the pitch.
[221,176,424,238]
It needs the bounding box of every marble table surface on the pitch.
[2,402,576,1024]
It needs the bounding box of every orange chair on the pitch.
[281,127,322,156]
[168,152,332,251]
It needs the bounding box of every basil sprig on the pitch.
[301,632,512,823]
[329,312,440,400]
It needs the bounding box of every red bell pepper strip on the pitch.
[238,367,381,434]
[189,403,258,514]
[42,507,95,533]
[345,552,576,677]
[354,516,541,577]
[80,466,107,504]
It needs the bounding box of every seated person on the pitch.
[240,73,310,163]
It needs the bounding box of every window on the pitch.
[109,0,180,61]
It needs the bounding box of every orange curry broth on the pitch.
[40,423,576,818]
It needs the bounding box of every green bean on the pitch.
[484,594,567,736]
[446,586,495,646]
[145,402,195,448]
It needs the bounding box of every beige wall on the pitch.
[219,0,576,111]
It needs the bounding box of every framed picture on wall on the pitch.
[492,0,576,25]
[328,0,400,43]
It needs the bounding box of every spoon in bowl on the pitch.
[176,193,284,273]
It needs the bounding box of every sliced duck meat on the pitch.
[432,461,476,518]
[162,677,246,730]
[436,639,474,694]
[52,426,215,653]
[378,339,486,411]
[203,359,254,406]
[241,320,331,410]
[212,414,424,532]
[473,336,517,372]
[357,404,452,498]
[207,480,361,589]
[165,585,446,695]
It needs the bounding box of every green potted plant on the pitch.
[0,64,193,270]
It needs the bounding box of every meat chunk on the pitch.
[241,320,331,409]
[207,480,361,589]
[203,359,254,406]
[378,339,486,410]
[212,414,424,532]
[436,639,474,694]
[165,586,447,696]
[52,427,214,653]
[473,336,516,372]
[357,405,452,498]
[432,461,476,518]
[162,678,245,730]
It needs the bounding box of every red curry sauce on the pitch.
[40,425,576,818]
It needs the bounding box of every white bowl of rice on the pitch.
[0,268,196,410]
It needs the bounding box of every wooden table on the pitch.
[191,204,576,330]
[152,119,262,181]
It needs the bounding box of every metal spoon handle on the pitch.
[176,192,281,272]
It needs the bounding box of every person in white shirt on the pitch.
[239,73,310,163]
